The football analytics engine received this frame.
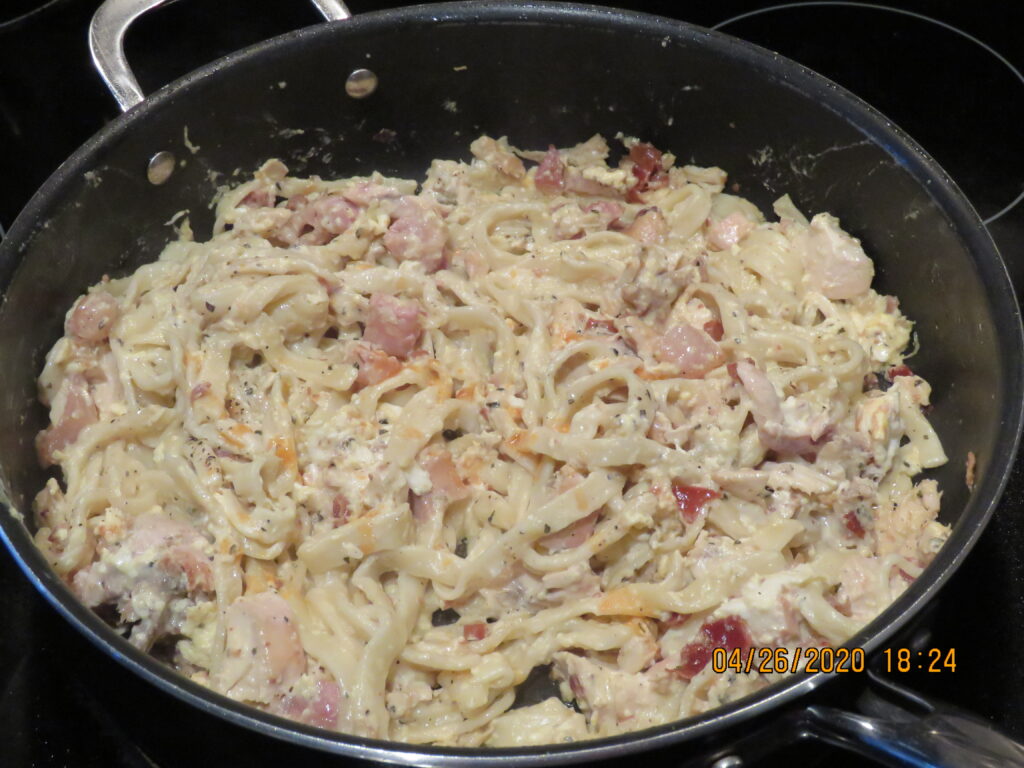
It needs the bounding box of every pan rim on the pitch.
[1,2,1021,764]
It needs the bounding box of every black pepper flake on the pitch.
[486,617,497,624]
[205,301,215,312]
[431,608,460,626]
[442,428,464,441]
[486,401,499,408]
[454,537,468,558]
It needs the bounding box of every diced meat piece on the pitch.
[585,316,618,334]
[676,615,752,680]
[707,212,755,250]
[410,447,468,522]
[833,556,894,623]
[276,195,359,246]
[37,374,98,466]
[735,360,782,423]
[534,146,566,195]
[702,319,724,341]
[887,364,914,380]
[66,291,119,344]
[71,512,213,648]
[470,136,526,179]
[281,680,341,730]
[306,197,357,233]
[130,514,214,593]
[843,510,866,538]
[218,592,306,703]
[670,483,720,523]
[626,142,669,202]
[676,641,712,680]
[623,208,668,244]
[804,213,874,300]
[703,616,754,652]
[383,196,448,272]
[654,324,724,378]
[568,674,585,699]
[409,491,432,523]
[239,188,275,208]
[307,680,341,729]
[539,510,599,551]
[618,243,691,315]
[362,293,423,359]
[86,513,213,597]
[583,200,624,228]
[565,171,619,197]
[189,381,211,402]
[342,180,402,206]
[352,344,403,390]
[459,248,488,279]
[421,449,468,501]
[550,202,588,241]
[463,622,488,641]
[862,372,882,392]
[875,480,945,559]
[735,361,829,456]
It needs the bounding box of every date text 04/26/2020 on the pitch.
[711,647,957,675]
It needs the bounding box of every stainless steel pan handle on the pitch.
[802,670,1024,768]
[89,0,351,112]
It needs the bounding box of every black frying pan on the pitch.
[1,1,1022,765]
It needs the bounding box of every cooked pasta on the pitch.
[32,134,948,745]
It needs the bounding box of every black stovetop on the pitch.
[2,2,1022,766]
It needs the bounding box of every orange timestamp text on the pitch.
[712,646,866,674]
[712,646,957,675]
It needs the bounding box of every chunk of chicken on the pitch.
[37,373,98,466]
[383,196,448,272]
[66,291,119,344]
[71,512,214,648]
[804,213,873,300]
[217,592,306,704]
[362,293,423,359]
[735,361,831,455]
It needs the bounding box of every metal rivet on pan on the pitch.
[345,68,378,98]
[147,151,176,185]
[711,758,743,768]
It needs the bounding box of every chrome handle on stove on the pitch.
[89,0,351,112]
[799,669,1024,768]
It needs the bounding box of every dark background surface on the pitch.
[1,1,1022,766]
